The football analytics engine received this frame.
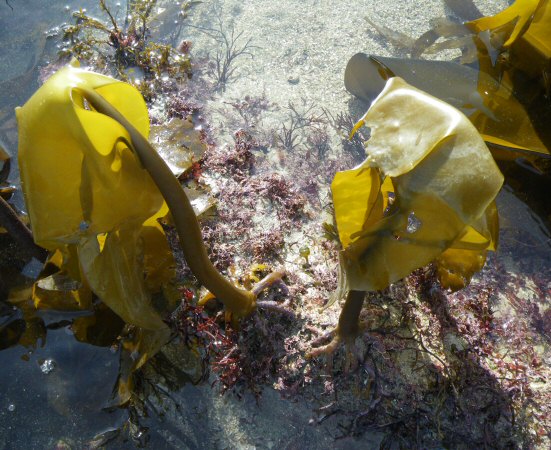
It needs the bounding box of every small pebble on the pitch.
[40,359,56,374]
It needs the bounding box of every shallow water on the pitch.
[1,0,550,449]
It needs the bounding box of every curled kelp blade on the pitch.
[466,0,543,48]
[16,61,175,331]
[506,0,551,78]
[333,77,503,293]
[16,61,159,246]
[344,53,551,158]
[345,53,487,112]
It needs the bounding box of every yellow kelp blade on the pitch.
[345,53,551,159]
[509,0,551,77]
[470,71,551,158]
[436,247,487,291]
[17,61,175,330]
[17,63,158,246]
[436,201,499,291]
[333,77,504,292]
[331,166,382,249]
[466,0,543,48]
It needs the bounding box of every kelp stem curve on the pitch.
[80,87,257,319]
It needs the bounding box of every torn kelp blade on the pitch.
[444,0,483,22]
[333,77,504,293]
[344,53,551,158]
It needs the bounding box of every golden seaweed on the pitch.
[334,77,503,300]
[355,1,551,161]
[16,60,175,331]
[17,60,284,338]
[310,78,504,358]
[466,0,542,48]
[344,53,551,158]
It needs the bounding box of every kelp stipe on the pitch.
[17,61,281,327]
[16,61,286,402]
[337,77,503,294]
[310,77,503,357]
[79,86,259,320]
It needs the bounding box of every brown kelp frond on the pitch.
[365,16,415,54]
[381,1,551,159]
[443,0,483,22]
[344,52,551,159]
[466,0,542,48]
[312,78,503,372]
[411,18,476,62]
[337,77,503,293]
[15,61,288,404]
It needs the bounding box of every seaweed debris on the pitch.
[360,0,551,161]
[59,0,197,99]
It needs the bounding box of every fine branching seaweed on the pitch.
[224,93,273,133]
[15,61,288,405]
[190,16,257,90]
[277,101,324,152]
[323,108,367,162]
[305,124,331,160]
[6,1,550,447]
[310,77,503,366]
